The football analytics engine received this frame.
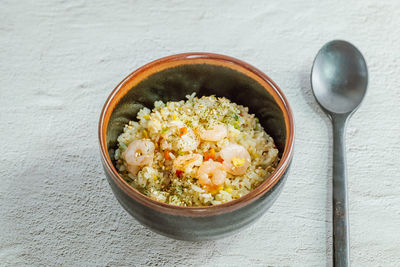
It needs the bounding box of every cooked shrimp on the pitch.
[197,160,227,190]
[173,153,203,171]
[220,144,251,175]
[124,139,155,166]
[199,124,227,142]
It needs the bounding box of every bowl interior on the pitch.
[106,63,286,164]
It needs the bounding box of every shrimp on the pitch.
[124,139,155,167]
[219,144,251,175]
[199,124,227,142]
[197,160,227,190]
[173,153,203,171]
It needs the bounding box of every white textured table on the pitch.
[1,1,399,266]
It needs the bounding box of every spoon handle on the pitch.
[332,114,350,267]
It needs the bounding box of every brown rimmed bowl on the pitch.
[98,52,295,240]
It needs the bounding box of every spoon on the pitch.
[311,40,368,267]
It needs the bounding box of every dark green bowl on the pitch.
[99,53,294,240]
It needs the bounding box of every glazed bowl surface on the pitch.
[99,52,294,240]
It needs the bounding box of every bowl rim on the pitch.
[98,52,295,217]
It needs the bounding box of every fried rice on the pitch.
[115,94,279,206]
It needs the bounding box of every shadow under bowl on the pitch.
[99,53,295,241]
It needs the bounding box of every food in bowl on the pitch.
[114,93,279,206]
[99,52,295,240]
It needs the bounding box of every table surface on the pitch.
[1,1,399,266]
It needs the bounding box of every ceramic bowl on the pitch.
[98,53,294,241]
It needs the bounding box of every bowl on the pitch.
[98,52,294,241]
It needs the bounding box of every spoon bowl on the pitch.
[311,40,368,114]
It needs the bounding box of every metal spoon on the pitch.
[311,40,368,267]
